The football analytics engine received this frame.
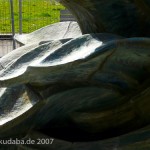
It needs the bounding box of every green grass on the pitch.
[0,0,65,33]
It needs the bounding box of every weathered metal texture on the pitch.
[59,0,150,37]
[0,33,149,150]
[0,0,150,149]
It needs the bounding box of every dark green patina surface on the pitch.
[0,0,150,149]
[60,0,150,37]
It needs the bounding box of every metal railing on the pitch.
[0,0,65,57]
[10,0,16,49]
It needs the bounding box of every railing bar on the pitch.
[10,0,16,49]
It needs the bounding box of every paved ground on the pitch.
[0,40,20,57]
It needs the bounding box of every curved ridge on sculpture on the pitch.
[0,0,150,149]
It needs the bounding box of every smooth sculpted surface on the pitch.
[59,0,150,37]
[0,0,150,150]
[15,21,81,45]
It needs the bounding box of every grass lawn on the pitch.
[0,0,65,33]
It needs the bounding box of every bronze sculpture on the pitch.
[0,0,150,149]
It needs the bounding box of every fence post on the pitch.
[19,0,22,34]
[10,0,16,49]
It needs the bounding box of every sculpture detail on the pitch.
[0,0,150,149]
